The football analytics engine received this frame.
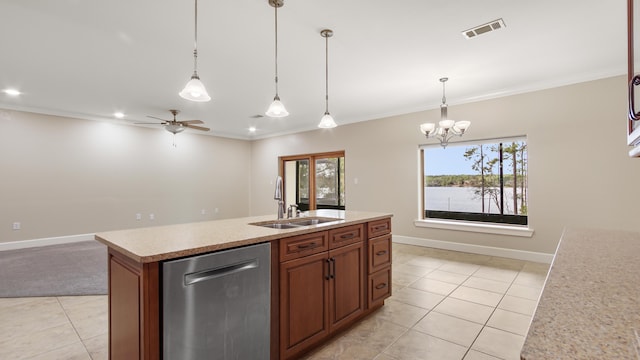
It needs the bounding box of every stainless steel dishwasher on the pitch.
[162,242,270,360]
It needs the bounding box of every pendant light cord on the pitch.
[274,4,279,96]
[325,33,329,113]
[192,0,199,76]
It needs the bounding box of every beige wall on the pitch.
[0,110,252,243]
[251,75,639,254]
[3,75,637,254]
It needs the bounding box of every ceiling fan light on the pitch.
[318,112,337,128]
[179,75,211,102]
[165,123,186,134]
[265,97,289,117]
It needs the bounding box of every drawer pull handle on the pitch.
[297,242,316,249]
[373,225,387,231]
[376,250,388,256]
[375,283,387,290]
[340,233,355,240]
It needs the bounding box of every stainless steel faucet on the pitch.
[274,176,285,219]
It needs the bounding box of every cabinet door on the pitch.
[329,242,365,332]
[280,252,330,359]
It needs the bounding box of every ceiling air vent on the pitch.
[462,18,506,39]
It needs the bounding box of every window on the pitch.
[281,151,345,211]
[421,137,528,225]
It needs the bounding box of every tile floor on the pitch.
[0,243,549,360]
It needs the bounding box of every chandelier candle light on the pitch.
[265,0,289,118]
[179,0,211,102]
[420,77,470,148]
[318,29,337,128]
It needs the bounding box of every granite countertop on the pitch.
[521,227,640,359]
[95,210,392,263]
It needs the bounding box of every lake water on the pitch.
[425,186,523,214]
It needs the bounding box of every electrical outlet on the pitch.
[136,213,142,221]
[12,222,20,230]
[149,213,155,220]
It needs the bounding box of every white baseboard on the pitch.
[0,233,96,251]
[393,235,554,264]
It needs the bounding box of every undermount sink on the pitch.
[250,217,341,229]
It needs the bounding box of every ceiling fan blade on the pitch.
[185,124,210,131]
[146,115,169,121]
[180,120,204,125]
[134,121,166,125]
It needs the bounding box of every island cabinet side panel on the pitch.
[108,248,160,360]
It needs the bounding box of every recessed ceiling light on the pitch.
[114,112,125,119]
[3,89,21,96]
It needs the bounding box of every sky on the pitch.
[424,145,485,176]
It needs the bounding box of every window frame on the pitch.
[420,136,528,226]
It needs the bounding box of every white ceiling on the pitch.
[0,0,627,140]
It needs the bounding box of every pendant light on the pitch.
[265,0,289,118]
[179,0,211,102]
[318,29,337,129]
[420,77,470,148]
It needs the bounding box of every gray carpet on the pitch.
[0,240,107,297]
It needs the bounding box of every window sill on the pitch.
[414,219,534,237]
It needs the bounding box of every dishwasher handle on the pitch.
[184,258,260,286]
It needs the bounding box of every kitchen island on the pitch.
[520,227,640,359]
[95,210,393,360]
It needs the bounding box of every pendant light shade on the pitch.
[265,0,289,118]
[180,0,211,102]
[318,29,337,129]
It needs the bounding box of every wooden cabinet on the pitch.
[107,248,160,360]
[279,226,365,359]
[366,218,392,308]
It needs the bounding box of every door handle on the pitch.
[325,258,331,280]
[630,75,640,121]
[330,257,336,279]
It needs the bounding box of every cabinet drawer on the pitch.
[368,234,391,273]
[328,224,364,249]
[279,231,329,262]
[368,267,391,308]
[367,218,391,238]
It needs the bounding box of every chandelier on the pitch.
[420,77,470,148]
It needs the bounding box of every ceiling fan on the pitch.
[136,109,210,134]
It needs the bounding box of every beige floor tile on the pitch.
[486,309,532,336]
[449,286,503,307]
[506,284,541,301]
[520,261,550,275]
[60,296,108,340]
[372,299,428,328]
[463,276,510,294]
[305,335,383,360]
[390,287,445,310]
[471,326,525,360]
[407,257,447,269]
[392,271,420,287]
[438,261,482,276]
[393,263,435,277]
[0,297,69,341]
[0,321,80,360]
[463,349,502,360]
[473,266,519,283]
[512,271,546,289]
[26,341,91,360]
[425,270,469,285]
[497,295,538,316]
[433,297,494,325]
[373,354,398,360]
[392,252,422,265]
[408,277,458,296]
[383,329,467,360]
[413,311,483,347]
[83,333,108,360]
[343,316,408,352]
[444,252,491,264]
